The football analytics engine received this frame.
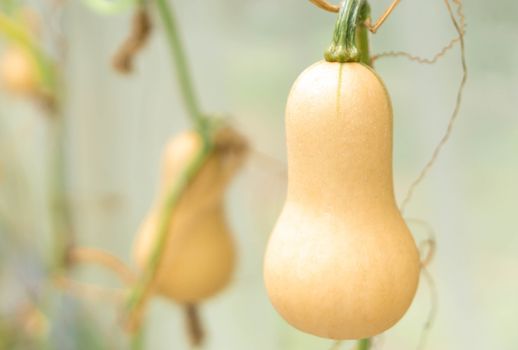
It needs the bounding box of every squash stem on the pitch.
[48,115,75,274]
[325,0,371,64]
[154,0,210,139]
[184,304,204,347]
[357,338,371,350]
[355,3,371,67]
[130,327,145,350]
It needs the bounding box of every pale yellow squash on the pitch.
[264,61,420,340]
[134,127,248,303]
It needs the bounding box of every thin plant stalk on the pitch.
[154,0,209,138]
[48,114,75,274]
[131,327,145,350]
[358,338,371,350]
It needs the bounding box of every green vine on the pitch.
[357,338,371,350]
[154,0,211,140]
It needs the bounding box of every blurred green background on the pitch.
[0,0,517,349]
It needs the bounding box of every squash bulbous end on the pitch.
[264,204,420,339]
[134,207,237,303]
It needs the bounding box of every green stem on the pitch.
[325,0,370,64]
[154,0,209,138]
[355,2,371,66]
[48,116,74,274]
[131,327,145,350]
[357,338,371,350]
[124,141,212,330]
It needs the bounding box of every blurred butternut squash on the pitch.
[134,126,248,303]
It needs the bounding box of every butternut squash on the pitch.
[263,61,420,339]
[133,126,248,303]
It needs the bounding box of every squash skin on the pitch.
[134,127,248,303]
[264,61,420,340]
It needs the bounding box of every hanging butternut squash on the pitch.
[134,126,248,303]
[264,0,420,340]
